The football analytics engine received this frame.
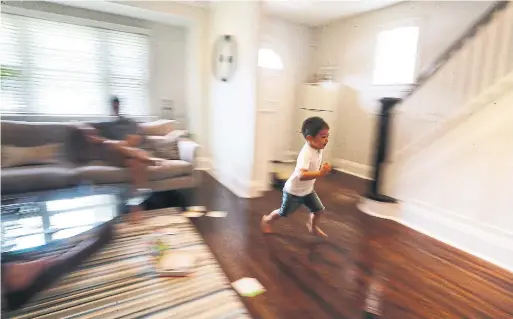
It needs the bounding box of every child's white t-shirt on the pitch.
[283,143,323,196]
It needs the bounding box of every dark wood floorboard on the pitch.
[184,172,513,319]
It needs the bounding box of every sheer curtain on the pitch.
[1,13,150,116]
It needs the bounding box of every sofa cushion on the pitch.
[1,165,75,194]
[145,131,187,160]
[1,144,62,168]
[74,165,130,185]
[73,160,193,185]
[64,125,109,164]
[139,120,175,136]
[147,160,192,180]
[1,121,71,147]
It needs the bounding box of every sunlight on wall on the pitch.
[258,48,283,70]
[373,26,419,85]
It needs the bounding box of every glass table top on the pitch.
[1,186,123,254]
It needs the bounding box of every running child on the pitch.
[261,116,332,237]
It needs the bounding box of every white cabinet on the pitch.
[295,83,340,164]
[297,108,335,129]
[301,84,339,111]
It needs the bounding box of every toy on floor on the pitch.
[183,206,207,218]
[147,228,199,277]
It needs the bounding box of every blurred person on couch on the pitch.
[76,97,165,221]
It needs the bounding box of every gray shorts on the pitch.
[278,191,325,217]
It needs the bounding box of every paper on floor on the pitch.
[182,211,205,218]
[156,251,198,277]
[205,211,227,218]
[231,277,265,297]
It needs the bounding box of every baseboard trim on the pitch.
[252,180,270,194]
[207,168,263,199]
[196,157,213,171]
[358,198,513,273]
[200,157,265,198]
[333,159,373,180]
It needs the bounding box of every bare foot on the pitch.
[260,216,272,234]
[307,223,328,238]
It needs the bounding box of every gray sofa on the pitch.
[1,120,201,195]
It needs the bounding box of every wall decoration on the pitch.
[212,35,237,82]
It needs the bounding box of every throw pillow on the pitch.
[139,120,175,136]
[1,144,61,168]
[164,130,188,140]
[146,130,188,160]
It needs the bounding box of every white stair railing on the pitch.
[389,2,513,162]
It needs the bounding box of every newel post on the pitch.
[365,97,401,203]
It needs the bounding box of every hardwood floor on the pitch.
[184,172,513,319]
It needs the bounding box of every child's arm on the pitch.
[299,170,322,181]
[299,163,332,181]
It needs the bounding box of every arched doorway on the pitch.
[256,46,285,191]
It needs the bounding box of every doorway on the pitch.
[257,47,288,191]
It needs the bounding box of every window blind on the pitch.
[1,13,150,116]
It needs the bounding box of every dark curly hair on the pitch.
[301,116,329,138]
[110,96,120,105]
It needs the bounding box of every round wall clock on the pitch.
[212,35,237,82]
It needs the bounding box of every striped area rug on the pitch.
[4,208,251,319]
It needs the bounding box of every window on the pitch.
[258,48,283,70]
[373,26,419,85]
[1,13,150,116]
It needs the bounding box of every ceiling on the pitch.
[43,1,402,28]
[174,1,210,8]
[156,1,404,27]
[263,0,403,26]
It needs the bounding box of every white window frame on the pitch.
[372,18,421,86]
[1,5,152,119]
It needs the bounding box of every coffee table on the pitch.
[1,185,150,310]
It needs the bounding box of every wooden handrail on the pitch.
[405,1,509,98]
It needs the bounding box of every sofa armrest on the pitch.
[178,139,200,165]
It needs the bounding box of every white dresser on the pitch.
[296,83,340,164]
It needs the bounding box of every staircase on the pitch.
[389,1,512,167]
[379,1,513,271]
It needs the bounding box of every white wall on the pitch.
[208,1,262,198]
[385,89,513,271]
[150,24,187,124]
[311,1,492,177]
[259,17,314,159]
